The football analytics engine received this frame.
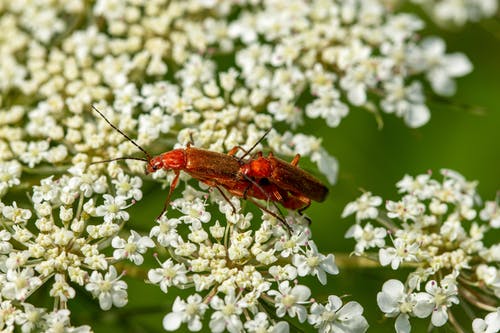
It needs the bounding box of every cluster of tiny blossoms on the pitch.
[343,169,500,333]
[148,185,368,333]
[0,0,338,189]
[0,162,151,331]
[228,0,472,128]
[0,0,483,331]
[0,1,476,194]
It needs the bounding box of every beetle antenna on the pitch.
[90,157,148,165]
[238,128,271,161]
[91,105,152,161]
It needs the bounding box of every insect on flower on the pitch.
[237,151,329,214]
[90,106,321,223]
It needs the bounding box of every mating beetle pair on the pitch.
[92,106,328,225]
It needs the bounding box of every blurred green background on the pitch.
[66,11,500,333]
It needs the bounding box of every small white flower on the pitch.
[311,147,338,185]
[2,268,42,301]
[19,140,50,168]
[2,202,32,224]
[150,217,181,247]
[15,303,45,332]
[44,309,91,332]
[396,173,436,199]
[95,194,129,223]
[377,279,416,333]
[209,293,244,333]
[379,238,419,270]
[112,172,143,201]
[381,79,430,128]
[113,83,142,114]
[274,231,308,258]
[148,259,188,293]
[244,312,289,333]
[163,295,208,332]
[386,195,424,222]
[345,222,387,254]
[85,266,128,311]
[480,201,500,228]
[475,265,500,289]
[0,230,13,254]
[309,295,369,333]
[418,37,472,96]
[268,100,304,129]
[112,230,154,265]
[268,281,311,323]
[179,199,211,224]
[472,308,500,333]
[292,245,338,284]
[49,274,76,302]
[269,264,298,281]
[413,279,459,327]
[0,160,22,196]
[342,192,382,222]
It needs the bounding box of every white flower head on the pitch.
[377,279,416,333]
[418,37,472,96]
[472,308,500,333]
[163,295,208,332]
[379,238,419,270]
[309,295,369,333]
[112,230,154,265]
[209,293,244,333]
[85,266,128,310]
[414,279,460,327]
[342,192,382,222]
[345,222,387,254]
[268,281,311,323]
[480,201,500,228]
[147,258,188,293]
[292,244,338,285]
[95,194,129,223]
[2,268,42,301]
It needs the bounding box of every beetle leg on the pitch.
[297,198,311,215]
[241,175,290,230]
[252,151,263,159]
[228,146,250,161]
[246,197,291,233]
[214,185,237,215]
[290,154,301,166]
[188,132,195,147]
[297,198,312,225]
[156,171,181,220]
[242,174,272,202]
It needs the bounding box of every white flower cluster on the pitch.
[228,0,472,128]
[0,163,151,330]
[408,0,498,26]
[343,169,500,333]
[0,0,475,198]
[0,304,91,333]
[148,187,368,333]
[0,0,338,189]
[0,0,487,331]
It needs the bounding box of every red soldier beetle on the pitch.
[90,106,307,224]
[238,151,329,214]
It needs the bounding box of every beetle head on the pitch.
[146,156,163,174]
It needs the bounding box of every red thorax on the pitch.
[241,157,272,178]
